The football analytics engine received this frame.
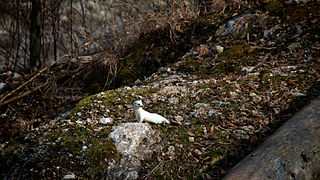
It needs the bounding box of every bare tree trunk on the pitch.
[29,0,42,69]
[223,96,320,180]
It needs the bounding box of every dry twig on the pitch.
[0,41,92,106]
[0,83,46,107]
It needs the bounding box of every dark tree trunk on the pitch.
[29,0,42,69]
[224,96,320,180]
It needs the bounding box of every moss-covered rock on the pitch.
[1,123,119,179]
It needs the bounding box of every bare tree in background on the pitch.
[0,0,240,73]
[29,0,42,69]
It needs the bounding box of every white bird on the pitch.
[133,100,170,124]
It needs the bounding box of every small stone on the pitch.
[191,51,199,56]
[123,86,132,90]
[292,92,307,97]
[227,20,235,28]
[215,45,224,53]
[240,125,255,132]
[168,145,175,158]
[273,108,280,114]
[13,72,20,79]
[63,173,76,179]
[174,115,183,122]
[304,57,312,63]
[169,97,179,104]
[76,120,83,124]
[230,91,238,97]
[184,120,191,126]
[280,65,296,70]
[86,118,92,123]
[134,79,142,85]
[191,80,198,85]
[99,117,114,125]
[208,110,216,117]
[253,96,262,103]
[0,82,6,89]
[195,103,210,108]
[250,92,257,97]
[241,67,254,72]
[189,137,195,142]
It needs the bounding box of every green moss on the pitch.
[266,1,283,16]
[215,61,239,74]
[222,44,257,60]
[44,124,119,178]
[117,32,175,86]
[179,56,214,77]
[1,119,121,179]
[85,168,100,179]
[1,137,25,165]
[86,138,119,171]
[116,11,230,88]
[198,14,225,27]
[194,124,204,136]
[74,94,99,112]
[71,86,160,124]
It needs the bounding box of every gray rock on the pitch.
[99,117,114,125]
[215,45,224,53]
[216,13,260,36]
[224,95,320,179]
[263,24,281,38]
[63,173,76,179]
[174,115,184,122]
[13,72,20,79]
[0,82,6,89]
[107,123,161,180]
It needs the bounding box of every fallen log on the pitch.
[224,96,320,180]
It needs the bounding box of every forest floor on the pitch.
[1,1,320,179]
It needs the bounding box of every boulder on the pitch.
[224,96,320,179]
[107,123,161,180]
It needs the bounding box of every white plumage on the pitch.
[133,100,170,124]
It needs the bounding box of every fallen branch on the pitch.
[0,41,92,105]
[0,83,46,107]
[143,161,164,179]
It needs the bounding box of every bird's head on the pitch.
[133,100,143,109]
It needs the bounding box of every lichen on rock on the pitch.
[107,123,161,179]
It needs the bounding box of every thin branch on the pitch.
[0,83,46,107]
[143,161,164,179]
[0,41,92,104]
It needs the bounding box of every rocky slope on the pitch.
[1,1,320,179]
